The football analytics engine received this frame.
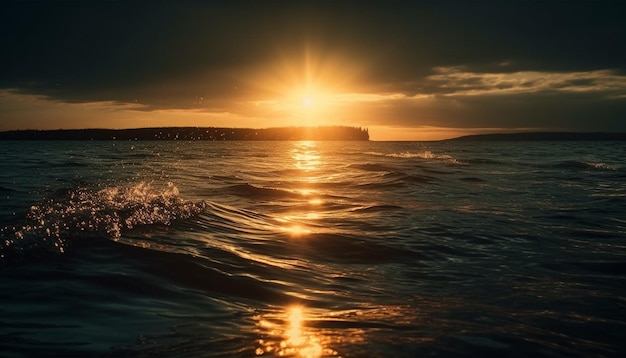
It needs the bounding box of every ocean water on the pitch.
[1,140,625,357]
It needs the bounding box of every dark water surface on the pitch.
[1,140,625,357]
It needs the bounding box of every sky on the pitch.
[1,0,625,140]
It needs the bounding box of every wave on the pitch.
[348,163,397,172]
[0,182,206,266]
[466,158,505,165]
[359,171,438,189]
[542,259,626,276]
[122,241,294,305]
[352,204,404,213]
[225,183,306,200]
[2,175,396,269]
[459,177,487,183]
[282,232,419,265]
[53,161,90,168]
[584,162,615,171]
[547,160,616,171]
[366,151,465,165]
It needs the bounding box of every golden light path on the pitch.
[255,305,337,358]
[254,141,426,357]
[254,142,335,356]
[278,141,326,238]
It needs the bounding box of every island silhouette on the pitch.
[2,128,625,141]
[0,126,370,141]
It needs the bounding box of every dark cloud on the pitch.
[357,91,626,132]
[1,0,625,134]
[2,2,280,101]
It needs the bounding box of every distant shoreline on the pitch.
[0,126,369,141]
[448,132,626,141]
[1,128,625,141]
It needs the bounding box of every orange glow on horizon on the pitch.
[0,88,494,140]
[241,44,368,126]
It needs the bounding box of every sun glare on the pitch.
[255,305,331,358]
[244,44,365,125]
[282,225,311,237]
[302,95,313,108]
[287,84,332,123]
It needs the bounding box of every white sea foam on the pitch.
[585,162,614,170]
[367,150,464,164]
[0,182,206,263]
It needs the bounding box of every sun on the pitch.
[243,44,365,125]
[294,87,324,112]
[284,84,332,124]
[302,95,313,108]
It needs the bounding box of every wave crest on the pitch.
[367,151,464,164]
[0,182,206,265]
[549,160,616,171]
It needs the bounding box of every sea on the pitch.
[1,139,625,357]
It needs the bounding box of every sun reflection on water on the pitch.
[292,141,321,172]
[308,198,323,205]
[281,225,312,237]
[277,141,328,238]
[255,305,338,358]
